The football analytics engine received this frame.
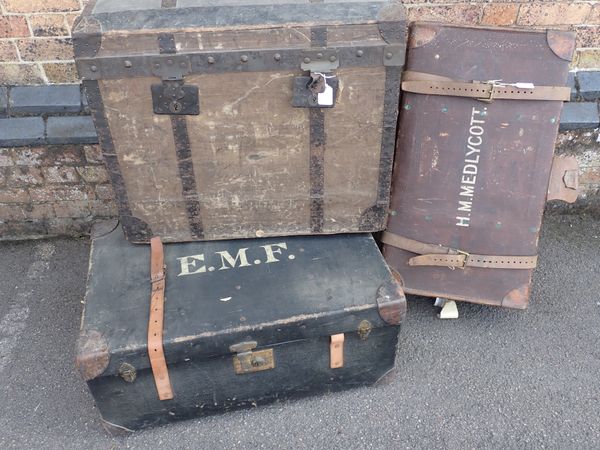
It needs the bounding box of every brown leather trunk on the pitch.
[72,0,406,243]
[382,23,576,309]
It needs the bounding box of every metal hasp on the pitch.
[292,55,339,108]
[229,341,275,375]
[292,75,339,108]
[152,81,199,115]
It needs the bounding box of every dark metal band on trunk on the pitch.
[377,66,401,205]
[170,116,205,239]
[160,33,204,239]
[358,67,401,231]
[83,80,152,241]
[309,26,327,233]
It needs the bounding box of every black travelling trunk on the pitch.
[76,221,405,432]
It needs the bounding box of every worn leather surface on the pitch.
[383,23,573,308]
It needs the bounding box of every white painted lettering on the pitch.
[261,242,288,263]
[456,216,471,227]
[216,248,251,270]
[459,184,475,197]
[456,106,487,228]
[458,200,472,212]
[177,254,206,276]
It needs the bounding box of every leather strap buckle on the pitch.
[455,249,470,269]
[478,80,535,103]
[477,80,500,103]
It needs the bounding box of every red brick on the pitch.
[2,0,81,13]
[52,201,91,218]
[22,203,54,220]
[42,166,80,183]
[0,64,45,85]
[407,4,483,26]
[0,150,13,167]
[0,15,29,38]
[576,49,600,69]
[518,3,591,26]
[577,27,600,49]
[12,147,46,166]
[29,185,92,202]
[43,62,78,83]
[76,166,108,183]
[28,14,69,37]
[580,166,600,185]
[587,4,600,25]
[0,188,29,203]
[64,13,79,32]
[0,204,27,220]
[7,166,44,186]
[0,42,19,62]
[44,145,85,166]
[481,3,520,26]
[94,184,114,201]
[17,38,74,62]
[84,145,103,164]
[46,217,90,236]
[89,200,117,217]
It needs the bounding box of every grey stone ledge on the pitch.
[0,87,7,117]
[0,117,45,147]
[559,102,600,132]
[9,85,82,115]
[577,71,600,102]
[46,116,99,145]
[567,72,577,102]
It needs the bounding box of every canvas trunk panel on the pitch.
[382,23,575,309]
[76,221,405,432]
[72,0,406,243]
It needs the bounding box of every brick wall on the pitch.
[0,143,116,239]
[0,1,599,85]
[0,0,599,239]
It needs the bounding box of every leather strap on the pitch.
[381,232,537,270]
[402,71,570,102]
[148,237,174,401]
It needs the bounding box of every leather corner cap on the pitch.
[75,329,110,381]
[502,284,530,310]
[547,155,579,203]
[376,280,407,325]
[408,23,440,49]
[547,30,576,62]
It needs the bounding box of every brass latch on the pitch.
[330,333,345,369]
[229,341,275,375]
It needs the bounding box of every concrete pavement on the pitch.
[0,214,599,449]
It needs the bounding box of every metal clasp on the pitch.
[230,341,275,375]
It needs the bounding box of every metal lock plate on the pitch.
[151,81,199,115]
[230,341,275,375]
[292,75,339,108]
